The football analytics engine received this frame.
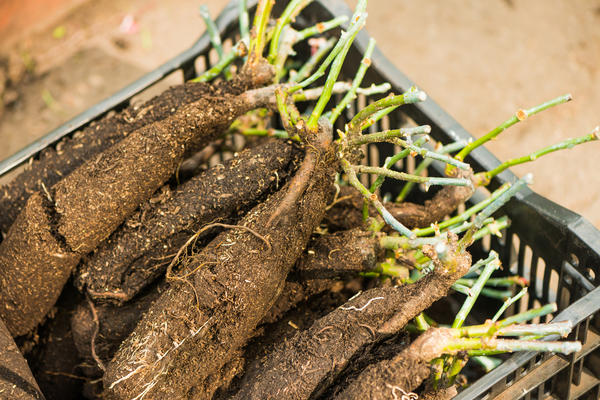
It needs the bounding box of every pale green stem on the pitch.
[291,37,335,83]
[347,88,427,139]
[452,252,501,328]
[293,82,390,102]
[329,38,377,124]
[475,129,599,185]
[354,165,471,187]
[458,174,532,249]
[443,337,581,355]
[348,126,431,147]
[368,136,429,194]
[380,216,503,251]
[295,15,349,42]
[307,10,367,129]
[199,5,224,59]
[238,0,250,47]
[463,322,574,338]
[492,287,528,322]
[191,41,245,82]
[471,356,503,372]
[342,158,414,237]
[499,303,557,326]
[392,138,470,170]
[455,93,572,162]
[457,275,526,289]
[289,0,367,93]
[268,0,311,63]
[397,140,468,202]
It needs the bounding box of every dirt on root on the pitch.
[0,61,276,337]
[231,234,471,400]
[0,317,44,399]
[0,193,79,336]
[0,65,266,236]
[76,139,302,303]
[103,119,337,399]
[335,328,459,400]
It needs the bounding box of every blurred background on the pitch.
[1,0,599,226]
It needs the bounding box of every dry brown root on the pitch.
[334,328,457,400]
[0,62,278,336]
[0,64,273,235]
[325,171,474,231]
[76,140,301,303]
[231,234,471,400]
[0,317,44,399]
[102,118,336,399]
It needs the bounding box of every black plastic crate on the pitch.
[1,1,599,398]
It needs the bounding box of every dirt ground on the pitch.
[1,0,599,227]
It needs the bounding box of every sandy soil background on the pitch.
[1,0,599,227]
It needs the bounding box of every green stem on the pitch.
[492,287,528,322]
[238,0,250,47]
[475,129,599,185]
[289,0,367,93]
[442,337,580,355]
[396,140,468,202]
[452,253,501,328]
[368,136,429,194]
[248,0,273,63]
[359,105,399,131]
[454,93,572,162]
[268,0,311,63]
[412,183,511,237]
[354,165,472,187]
[329,38,376,124]
[291,37,335,83]
[307,9,367,130]
[347,88,427,138]
[199,5,223,59]
[295,16,349,42]
[458,174,532,249]
[498,303,556,326]
[392,138,470,171]
[191,41,245,82]
[342,158,414,237]
[348,126,431,147]
[414,313,431,331]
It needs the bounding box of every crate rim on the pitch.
[1,0,598,398]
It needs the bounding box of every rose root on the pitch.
[103,118,336,399]
[231,234,471,400]
[0,64,278,336]
[334,328,457,400]
[76,139,301,303]
[0,317,44,399]
[0,63,274,235]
